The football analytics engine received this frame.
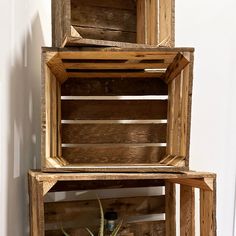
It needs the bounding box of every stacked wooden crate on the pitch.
[28,0,216,235]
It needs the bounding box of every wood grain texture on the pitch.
[180,185,195,236]
[62,123,167,144]
[71,0,136,43]
[61,100,168,120]
[159,0,174,47]
[45,220,166,236]
[165,181,176,236]
[50,179,165,192]
[45,196,165,224]
[61,77,167,96]
[28,174,45,236]
[52,0,71,47]
[200,179,216,236]
[62,146,166,164]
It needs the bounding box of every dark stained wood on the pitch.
[52,0,71,47]
[45,220,166,236]
[73,26,136,43]
[61,100,168,120]
[71,0,137,43]
[61,77,167,96]
[62,146,166,164]
[50,179,165,192]
[62,123,167,144]
[45,196,165,224]
[165,181,176,236]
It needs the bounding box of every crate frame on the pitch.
[41,47,194,172]
[28,170,216,236]
[52,0,175,48]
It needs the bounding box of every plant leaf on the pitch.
[97,197,104,236]
[61,227,70,236]
[111,219,123,236]
[85,227,95,236]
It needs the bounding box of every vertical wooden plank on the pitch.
[166,52,194,168]
[28,174,45,236]
[180,185,195,236]
[166,76,175,155]
[159,0,175,47]
[148,0,158,45]
[179,52,194,167]
[165,181,176,236]
[136,0,146,44]
[51,75,58,158]
[52,0,71,47]
[200,178,216,236]
[57,82,62,157]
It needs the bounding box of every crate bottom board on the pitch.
[43,163,188,173]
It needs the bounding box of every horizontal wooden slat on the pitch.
[45,196,165,224]
[62,123,167,144]
[61,77,167,96]
[62,146,166,164]
[71,0,136,10]
[66,72,165,78]
[58,51,178,60]
[63,62,170,70]
[71,4,136,32]
[50,180,165,192]
[73,26,136,43]
[45,220,165,236]
[61,100,168,120]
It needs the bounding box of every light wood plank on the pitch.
[180,185,195,236]
[165,181,176,236]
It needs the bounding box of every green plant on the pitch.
[62,198,123,236]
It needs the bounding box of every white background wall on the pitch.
[0,0,235,235]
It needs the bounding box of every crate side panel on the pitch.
[71,0,137,43]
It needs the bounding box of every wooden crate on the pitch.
[52,0,175,48]
[41,47,194,172]
[28,170,216,236]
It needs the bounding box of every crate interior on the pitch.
[71,0,137,43]
[44,179,166,235]
[44,49,192,171]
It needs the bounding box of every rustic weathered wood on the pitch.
[159,0,175,47]
[45,195,165,224]
[51,0,175,47]
[168,177,214,191]
[180,185,195,236]
[166,51,194,169]
[50,179,165,192]
[29,171,216,236]
[42,48,194,172]
[28,174,45,236]
[165,181,176,236]
[62,123,167,144]
[61,77,167,96]
[200,179,216,236]
[45,221,166,236]
[52,0,71,47]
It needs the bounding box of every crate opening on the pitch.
[43,49,192,172]
[53,0,174,47]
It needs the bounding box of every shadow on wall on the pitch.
[7,13,44,236]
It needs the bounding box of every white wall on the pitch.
[0,0,235,235]
[0,1,51,235]
[176,1,236,235]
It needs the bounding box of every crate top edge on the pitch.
[29,169,216,182]
[41,46,195,54]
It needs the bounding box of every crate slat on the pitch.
[61,77,167,96]
[62,123,167,144]
[62,146,166,164]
